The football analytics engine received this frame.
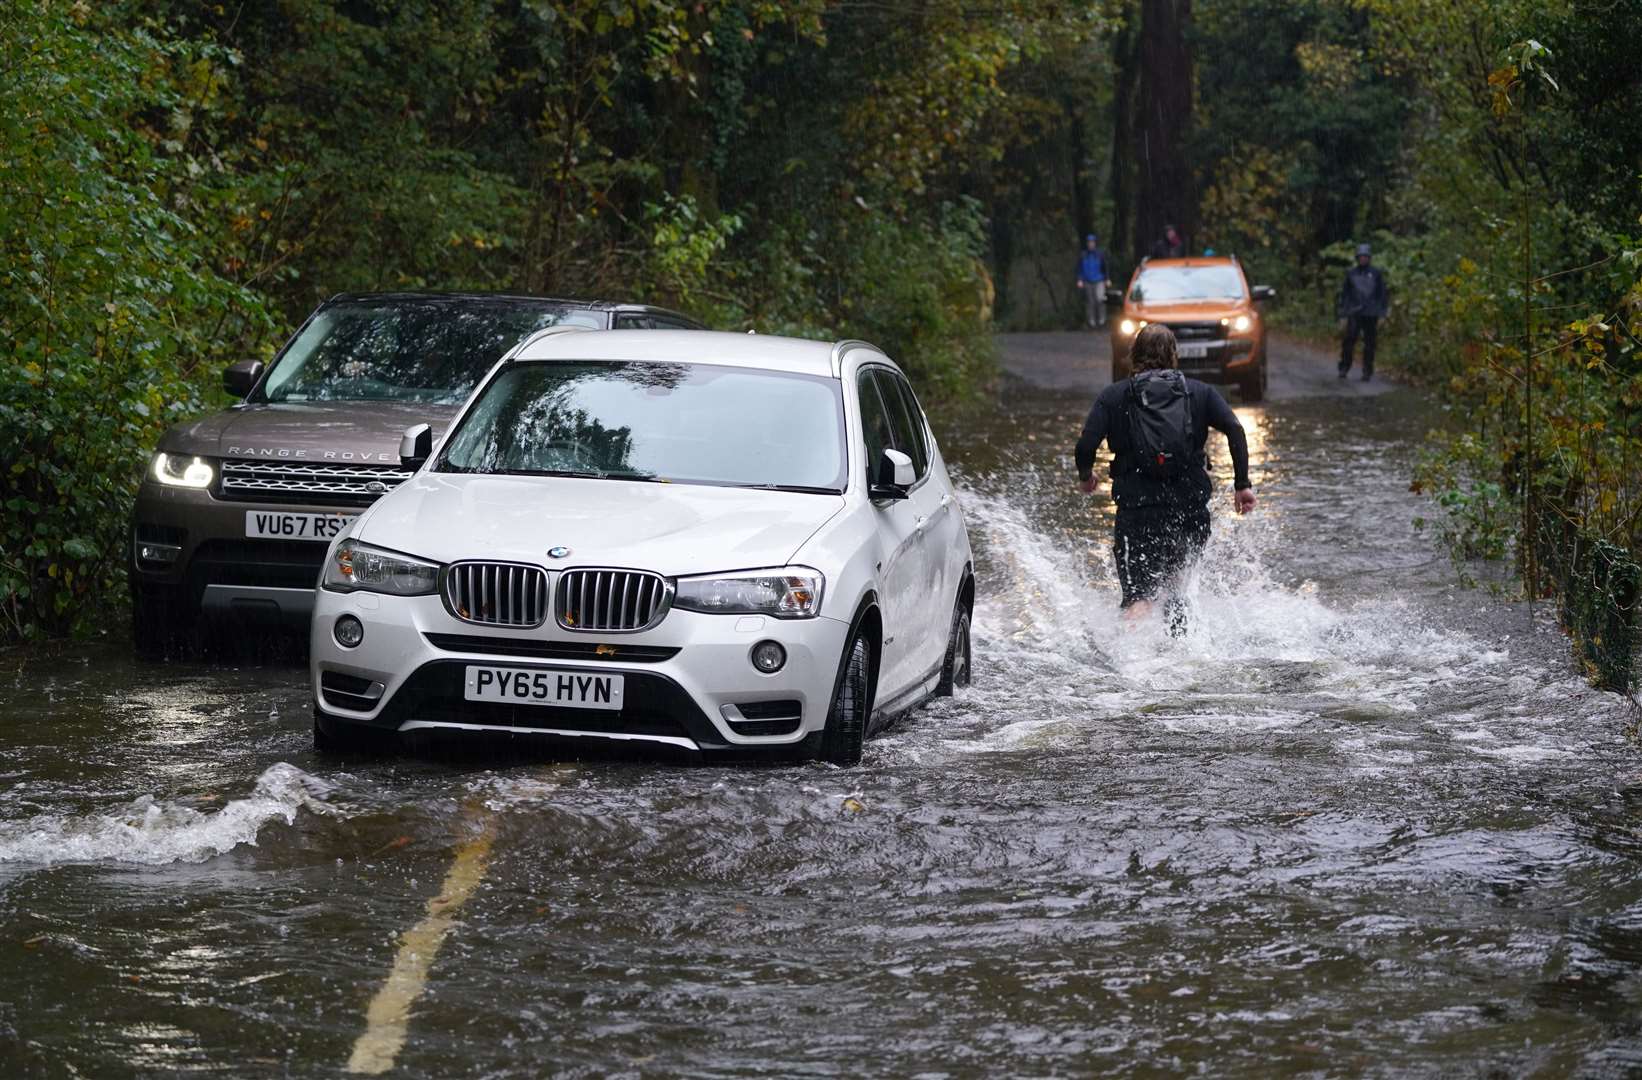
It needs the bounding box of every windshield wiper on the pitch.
[728,483,842,495]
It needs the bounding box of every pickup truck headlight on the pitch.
[673,567,824,619]
[150,452,215,489]
[1230,314,1252,333]
[324,539,439,596]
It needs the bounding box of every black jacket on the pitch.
[1075,375,1251,509]
[1338,264,1389,318]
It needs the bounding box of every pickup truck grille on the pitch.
[443,562,551,628]
[557,569,670,633]
[221,459,407,506]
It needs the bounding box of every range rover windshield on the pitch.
[1130,265,1246,302]
[437,361,848,493]
[257,300,603,404]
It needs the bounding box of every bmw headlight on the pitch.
[150,452,215,489]
[323,539,440,596]
[673,567,824,619]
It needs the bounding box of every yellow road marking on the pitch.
[346,818,496,1075]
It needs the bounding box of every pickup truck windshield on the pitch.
[1130,265,1246,302]
[258,301,600,404]
[437,361,848,493]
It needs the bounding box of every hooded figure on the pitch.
[1338,243,1389,380]
[1076,233,1111,329]
[1150,224,1185,259]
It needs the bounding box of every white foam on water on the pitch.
[942,484,1619,753]
[0,763,337,866]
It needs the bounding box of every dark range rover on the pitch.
[130,292,702,656]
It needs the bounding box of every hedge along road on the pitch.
[2,331,1641,1077]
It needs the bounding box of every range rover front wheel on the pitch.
[816,635,871,766]
[131,582,189,661]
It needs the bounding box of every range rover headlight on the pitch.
[673,567,824,619]
[150,452,215,489]
[323,539,439,596]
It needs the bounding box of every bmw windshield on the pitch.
[256,300,603,405]
[436,361,848,493]
[1130,265,1246,302]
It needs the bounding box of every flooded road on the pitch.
[3,333,1641,1077]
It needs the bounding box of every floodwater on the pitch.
[2,334,1640,1078]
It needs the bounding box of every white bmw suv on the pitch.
[309,329,973,764]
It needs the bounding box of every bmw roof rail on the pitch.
[830,338,884,378]
[514,324,596,355]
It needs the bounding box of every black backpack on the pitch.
[1126,370,1194,481]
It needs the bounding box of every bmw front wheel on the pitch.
[816,635,871,766]
[936,599,972,696]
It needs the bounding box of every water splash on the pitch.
[919,483,1605,759]
[0,763,337,866]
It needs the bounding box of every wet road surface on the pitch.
[3,333,1641,1077]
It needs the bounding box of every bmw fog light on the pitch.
[334,614,364,649]
[750,640,787,674]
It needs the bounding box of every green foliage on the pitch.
[0,2,272,639]
[7,0,1112,641]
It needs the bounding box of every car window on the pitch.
[1130,265,1247,302]
[651,316,697,330]
[438,361,847,493]
[257,301,583,405]
[856,369,897,488]
[877,370,930,479]
[614,314,654,330]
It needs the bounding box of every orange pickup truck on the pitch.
[1109,256,1277,401]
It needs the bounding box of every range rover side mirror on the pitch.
[1251,285,1277,302]
[399,423,433,471]
[223,360,264,398]
[870,448,915,501]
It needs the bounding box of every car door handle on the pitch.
[915,515,929,533]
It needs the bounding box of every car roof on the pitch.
[514,329,884,379]
[321,291,701,323]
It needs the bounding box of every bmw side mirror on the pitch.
[399,423,433,471]
[871,448,915,501]
[1251,285,1277,302]
[223,360,264,398]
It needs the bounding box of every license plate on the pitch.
[464,666,625,711]
[245,510,356,541]
[1178,342,1210,359]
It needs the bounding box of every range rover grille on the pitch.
[557,569,670,633]
[443,562,550,628]
[221,459,407,506]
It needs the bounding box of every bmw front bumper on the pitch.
[310,588,850,752]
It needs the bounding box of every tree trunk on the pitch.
[1135,0,1196,255]
[1108,1,1140,262]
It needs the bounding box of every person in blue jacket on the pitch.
[1076,234,1112,329]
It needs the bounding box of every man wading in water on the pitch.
[1075,324,1255,631]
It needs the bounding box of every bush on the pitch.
[0,3,271,639]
